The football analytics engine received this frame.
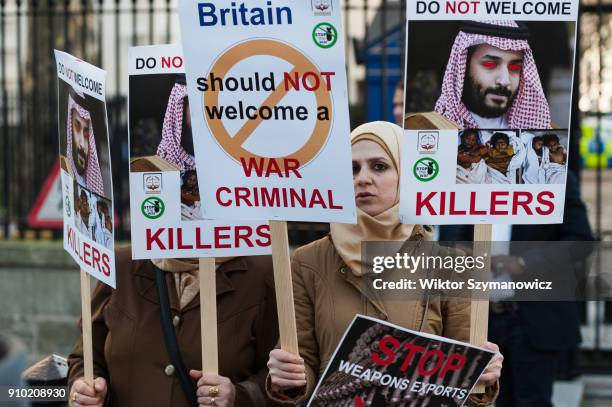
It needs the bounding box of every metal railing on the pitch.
[0,0,407,242]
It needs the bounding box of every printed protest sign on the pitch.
[128,44,272,259]
[307,315,495,407]
[400,0,579,224]
[55,50,115,287]
[177,0,355,223]
[27,160,63,229]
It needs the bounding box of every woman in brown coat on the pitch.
[266,121,503,406]
[68,247,281,407]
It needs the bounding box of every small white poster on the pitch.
[128,44,272,259]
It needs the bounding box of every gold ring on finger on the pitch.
[208,385,219,397]
[72,392,77,402]
[211,397,216,406]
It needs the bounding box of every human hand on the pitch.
[69,377,107,407]
[267,349,307,391]
[478,342,503,387]
[189,370,235,407]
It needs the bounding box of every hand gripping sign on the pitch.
[179,0,355,364]
[55,50,116,386]
[399,0,579,391]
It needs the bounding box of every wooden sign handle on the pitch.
[79,270,94,384]
[199,257,218,374]
[270,221,299,355]
[471,224,492,394]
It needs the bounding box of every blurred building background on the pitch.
[0,0,611,405]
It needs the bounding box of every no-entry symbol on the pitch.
[204,39,333,169]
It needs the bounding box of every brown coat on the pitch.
[68,247,281,407]
[268,226,497,406]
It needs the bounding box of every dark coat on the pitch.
[438,171,595,350]
[68,247,281,407]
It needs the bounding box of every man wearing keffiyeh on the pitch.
[156,81,197,170]
[434,20,551,130]
[65,88,107,198]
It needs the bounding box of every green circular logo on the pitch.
[141,196,165,219]
[413,157,439,182]
[312,22,338,48]
[65,195,71,217]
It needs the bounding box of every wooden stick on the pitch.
[471,224,492,394]
[270,220,299,355]
[199,257,218,374]
[79,270,94,385]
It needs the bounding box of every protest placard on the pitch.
[399,1,579,391]
[178,0,355,356]
[128,44,271,259]
[307,315,495,407]
[54,50,115,385]
[177,0,355,223]
[400,0,579,225]
[55,50,115,288]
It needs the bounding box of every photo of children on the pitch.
[457,129,567,185]
[456,129,525,184]
[73,181,113,249]
[180,169,202,220]
[521,130,569,184]
[129,74,204,221]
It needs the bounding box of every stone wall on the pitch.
[0,242,81,366]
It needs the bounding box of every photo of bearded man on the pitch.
[403,20,574,131]
[71,103,92,178]
[59,85,112,199]
[461,44,523,123]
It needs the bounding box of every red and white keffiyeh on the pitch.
[434,20,551,129]
[156,83,196,170]
[66,91,105,197]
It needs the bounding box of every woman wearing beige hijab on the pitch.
[68,251,282,407]
[266,121,502,406]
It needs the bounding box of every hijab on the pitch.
[330,121,420,276]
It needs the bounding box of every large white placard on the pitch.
[178,0,356,223]
[128,44,272,259]
[400,0,579,225]
[55,50,116,287]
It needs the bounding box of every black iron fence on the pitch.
[0,0,185,241]
[1,0,612,358]
[0,0,408,241]
[0,0,612,239]
[0,0,610,242]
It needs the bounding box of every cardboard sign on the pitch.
[128,44,272,259]
[54,50,115,287]
[178,0,356,223]
[308,315,495,407]
[400,0,579,224]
